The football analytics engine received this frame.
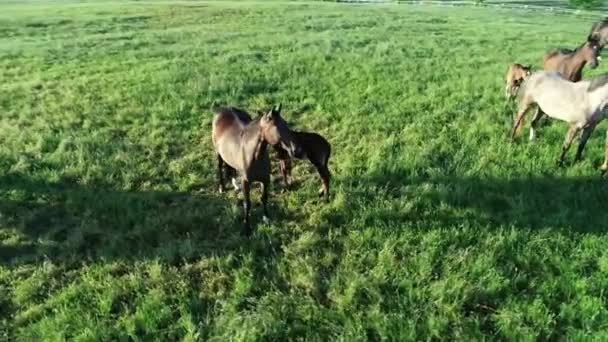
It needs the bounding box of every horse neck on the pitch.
[241,119,268,162]
[568,44,590,75]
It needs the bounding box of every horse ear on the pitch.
[274,103,282,114]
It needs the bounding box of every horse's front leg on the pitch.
[601,130,608,176]
[241,179,252,236]
[260,180,269,223]
[557,124,581,166]
[511,104,530,142]
[217,154,225,193]
[529,107,545,141]
[574,122,597,162]
[279,159,291,189]
[315,163,331,203]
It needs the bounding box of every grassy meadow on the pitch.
[2,0,608,340]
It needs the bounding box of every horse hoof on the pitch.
[218,186,224,194]
[262,215,269,224]
[231,178,242,192]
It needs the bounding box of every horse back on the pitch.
[295,131,331,165]
[212,107,252,143]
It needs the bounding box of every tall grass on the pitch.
[1,1,608,339]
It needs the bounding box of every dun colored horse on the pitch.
[589,17,608,49]
[505,63,532,100]
[275,131,331,203]
[526,37,601,141]
[212,105,302,235]
[512,71,608,169]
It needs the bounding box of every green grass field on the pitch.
[2,1,608,340]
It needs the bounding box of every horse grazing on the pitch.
[589,17,608,49]
[511,71,608,169]
[275,131,331,203]
[212,104,302,235]
[505,63,532,100]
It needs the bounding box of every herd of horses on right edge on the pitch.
[212,17,608,236]
[505,18,608,168]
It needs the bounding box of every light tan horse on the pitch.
[512,71,608,169]
[212,105,302,235]
[527,37,601,141]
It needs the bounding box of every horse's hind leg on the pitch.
[601,130,608,176]
[260,180,269,223]
[241,179,252,236]
[217,154,225,193]
[529,107,545,141]
[574,122,597,162]
[314,161,330,203]
[557,124,581,166]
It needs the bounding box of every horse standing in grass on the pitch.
[212,104,302,235]
[525,37,601,141]
[511,71,608,170]
[275,131,332,203]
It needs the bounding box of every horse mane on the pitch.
[588,73,608,92]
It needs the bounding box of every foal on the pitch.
[275,131,331,203]
[212,105,302,235]
[505,63,532,100]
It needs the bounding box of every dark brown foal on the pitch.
[275,131,331,203]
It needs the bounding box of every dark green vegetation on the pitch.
[2,1,608,340]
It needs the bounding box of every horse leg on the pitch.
[260,180,269,223]
[511,103,530,142]
[574,122,597,162]
[557,124,580,167]
[315,162,330,203]
[241,179,252,236]
[279,159,292,189]
[529,107,544,141]
[217,154,225,193]
[601,130,608,176]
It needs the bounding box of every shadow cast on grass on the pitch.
[0,173,296,266]
[350,170,608,234]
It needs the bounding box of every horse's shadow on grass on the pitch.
[354,170,608,234]
[0,173,298,266]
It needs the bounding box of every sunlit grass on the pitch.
[1,1,608,340]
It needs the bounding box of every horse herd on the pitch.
[505,18,608,168]
[213,18,608,236]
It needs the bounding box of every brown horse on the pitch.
[275,131,331,203]
[505,63,532,100]
[523,37,601,141]
[543,37,600,82]
[212,104,302,235]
